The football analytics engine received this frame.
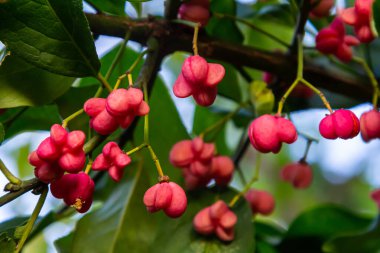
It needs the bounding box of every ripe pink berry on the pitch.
[178,0,210,26]
[193,200,237,241]
[34,162,64,184]
[248,114,297,153]
[245,189,275,215]
[50,172,95,213]
[280,162,313,188]
[360,109,380,142]
[84,98,119,135]
[310,0,334,18]
[92,142,131,182]
[173,56,225,107]
[210,156,234,186]
[319,109,360,139]
[143,182,187,218]
[371,189,380,209]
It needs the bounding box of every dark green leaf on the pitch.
[209,61,241,102]
[323,218,380,253]
[151,188,254,253]
[278,204,373,253]
[0,56,74,108]
[55,233,74,253]
[0,122,4,144]
[86,0,126,16]
[0,0,100,77]
[0,217,29,236]
[256,240,279,253]
[206,0,244,43]
[372,0,380,39]
[0,233,16,253]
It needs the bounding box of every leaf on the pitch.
[0,56,74,108]
[278,204,373,252]
[0,217,29,236]
[55,233,74,253]
[60,162,159,253]
[86,0,126,16]
[0,0,100,77]
[0,233,16,253]
[372,0,380,39]
[3,105,61,140]
[206,0,244,44]
[323,218,380,253]
[150,188,254,253]
[0,122,4,144]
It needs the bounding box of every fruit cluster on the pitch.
[169,137,234,189]
[245,189,275,216]
[281,161,313,189]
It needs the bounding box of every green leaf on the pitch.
[60,162,159,253]
[206,0,244,43]
[0,233,16,253]
[0,217,29,236]
[323,218,380,253]
[278,204,373,252]
[3,105,61,140]
[372,1,380,39]
[86,0,126,16]
[55,233,74,253]
[0,56,74,108]
[0,0,100,77]
[210,61,241,102]
[0,122,4,144]
[151,188,254,253]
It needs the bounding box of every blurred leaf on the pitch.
[60,162,158,253]
[0,217,28,236]
[86,0,126,16]
[0,0,100,77]
[0,122,4,144]
[130,2,142,16]
[3,105,60,140]
[254,220,285,240]
[15,142,33,179]
[323,218,380,253]
[133,78,190,183]
[24,232,48,253]
[372,1,380,39]
[151,188,254,253]
[206,0,244,43]
[55,233,74,253]
[78,45,142,88]
[250,80,275,115]
[0,56,74,108]
[256,240,279,253]
[278,204,373,252]
[0,233,16,253]
[253,3,296,26]
[193,106,232,156]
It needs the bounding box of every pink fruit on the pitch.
[245,189,275,215]
[211,156,234,186]
[280,162,313,188]
[143,182,187,218]
[319,109,360,139]
[178,0,210,26]
[173,56,225,107]
[92,142,131,182]
[371,189,380,209]
[316,18,360,62]
[248,114,297,153]
[193,200,237,241]
[360,109,380,142]
[310,0,334,18]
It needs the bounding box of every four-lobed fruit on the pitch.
[248,114,297,153]
[319,109,360,139]
[193,200,237,241]
[173,55,225,107]
[280,161,313,189]
[245,189,275,215]
[178,0,210,26]
[143,182,187,218]
[360,109,380,142]
[92,142,132,182]
[50,172,95,213]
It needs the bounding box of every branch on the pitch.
[0,178,43,207]
[85,13,374,103]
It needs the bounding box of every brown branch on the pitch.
[85,13,373,103]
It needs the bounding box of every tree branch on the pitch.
[85,13,373,103]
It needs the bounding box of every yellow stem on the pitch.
[62,109,84,128]
[192,23,200,55]
[125,143,148,156]
[147,145,164,178]
[96,73,113,92]
[301,79,333,113]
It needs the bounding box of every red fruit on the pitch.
[193,200,237,241]
[245,189,275,215]
[248,114,297,153]
[50,172,95,213]
[316,18,360,62]
[319,109,360,139]
[340,0,377,43]
[92,142,131,182]
[360,109,380,142]
[143,182,187,218]
[90,110,119,135]
[280,162,313,189]
[34,162,64,184]
[371,189,380,209]
[310,0,334,18]
[173,56,225,107]
[58,150,86,173]
[50,124,68,146]
[211,156,234,186]
[36,137,61,162]
[178,0,210,26]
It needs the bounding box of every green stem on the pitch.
[128,49,150,75]
[105,30,132,81]
[62,109,84,128]
[297,131,319,143]
[214,13,290,48]
[0,179,42,207]
[96,73,113,92]
[125,143,148,156]
[353,56,379,108]
[0,158,21,185]
[143,82,149,144]
[301,79,333,113]
[147,145,164,178]
[300,139,312,162]
[192,23,200,55]
[229,153,261,207]
[276,78,301,115]
[14,186,48,253]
